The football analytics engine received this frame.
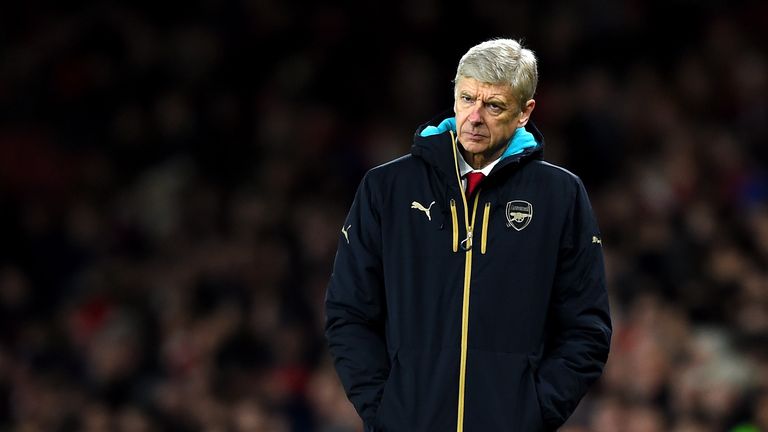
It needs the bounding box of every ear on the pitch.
[517,99,536,127]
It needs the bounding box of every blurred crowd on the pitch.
[1,0,767,431]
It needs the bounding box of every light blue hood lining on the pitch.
[420,117,537,160]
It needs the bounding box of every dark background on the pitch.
[1,1,767,431]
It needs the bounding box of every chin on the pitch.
[460,141,488,154]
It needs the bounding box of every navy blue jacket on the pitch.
[325,115,612,432]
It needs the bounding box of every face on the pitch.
[454,77,535,163]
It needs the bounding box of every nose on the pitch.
[468,102,483,125]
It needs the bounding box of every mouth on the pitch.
[463,131,487,140]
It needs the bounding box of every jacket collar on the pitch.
[411,110,545,184]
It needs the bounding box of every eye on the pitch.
[460,95,474,104]
[486,103,502,114]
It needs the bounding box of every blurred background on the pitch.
[1,0,767,431]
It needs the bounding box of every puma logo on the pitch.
[341,224,351,243]
[592,235,602,245]
[411,201,435,221]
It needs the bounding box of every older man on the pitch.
[325,38,612,432]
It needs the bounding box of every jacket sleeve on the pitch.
[325,173,388,429]
[535,178,612,430]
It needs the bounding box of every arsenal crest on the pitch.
[506,200,533,231]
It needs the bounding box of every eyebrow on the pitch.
[459,91,508,103]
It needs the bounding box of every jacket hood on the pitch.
[411,110,546,183]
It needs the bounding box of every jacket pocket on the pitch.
[373,349,399,430]
[374,348,457,432]
[527,354,546,430]
[464,349,545,431]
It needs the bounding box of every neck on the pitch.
[461,147,505,170]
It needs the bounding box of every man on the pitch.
[325,38,611,432]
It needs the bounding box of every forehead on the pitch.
[456,77,514,100]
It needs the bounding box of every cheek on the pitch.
[492,118,517,134]
[455,105,475,122]
[454,112,466,129]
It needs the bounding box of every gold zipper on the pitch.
[449,131,482,432]
[456,193,479,432]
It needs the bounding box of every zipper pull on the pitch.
[460,231,473,251]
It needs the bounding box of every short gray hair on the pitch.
[454,38,538,112]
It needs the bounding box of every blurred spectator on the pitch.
[0,0,766,430]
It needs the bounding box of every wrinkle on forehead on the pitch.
[456,78,514,102]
